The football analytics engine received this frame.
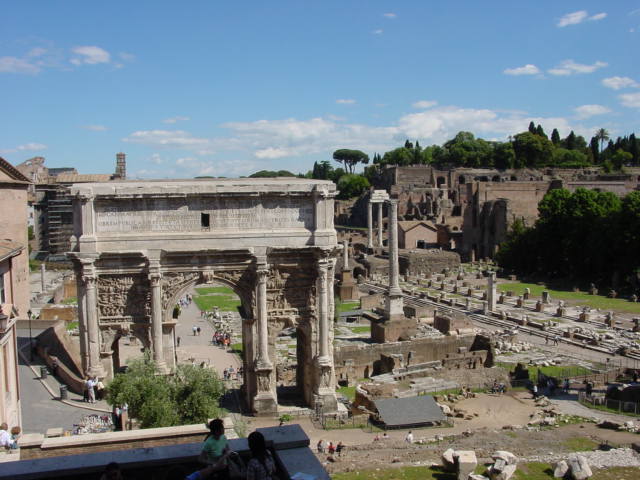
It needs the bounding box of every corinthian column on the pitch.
[388,199,401,296]
[317,258,330,361]
[367,201,373,249]
[81,260,104,377]
[385,198,404,317]
[255,264,271,368]
[149,271,167,372]
[377,202,383,247]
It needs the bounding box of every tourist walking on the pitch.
[317,439,324,453]
[405,431,414,443]
[86,376,96,403]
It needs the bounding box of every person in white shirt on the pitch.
[405,431,414,443]
[0,423,15,449]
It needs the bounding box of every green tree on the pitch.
[551,128,561,145]
[106,354,225,429]
[595,128,610,152]
[336,174,370,199]
[332,149,369,174]
[611,149,632,170]
[493,142,515,170]
[249,170,296,178]
[382,147,413,166]
[512,132,553,167]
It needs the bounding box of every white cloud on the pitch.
[27,47,47,58]
[119,52,135,62]
[589,12,607,21]
[372,29,384,35]
[602,76,639,90]
[82,124,108,131]
[573,104,611,119]
[619,92,640,108]
[503,64,540,76]
[1,142,48,154]
[254,147,292,159]
[70,46,111,65]
[336,99,356,105]
[163,116,190,124]
[126,106,585,176]
[557,10,588,27]
[17,142,47,151]
[412,100,438,109]
[557,11,607,27]
[0,56,40,74]
[123,130,211,149]
[383,13,397,18]
[548,59,607,76]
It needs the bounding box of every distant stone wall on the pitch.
[400,250,460,276]
[334,334,476,381]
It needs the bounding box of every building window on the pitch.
[0,273,5,304]
[201,213,210,229]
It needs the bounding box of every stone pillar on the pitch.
[81,261,104,377]
[75,269,88,374]
[253,260,277,414]
[255,264,271,367]
[487,272,497,312]
[377,202,383,247]
[317,258,330,361]
[149,270,167,373]
[342,240,349,271]
[385,199,404,318]
[315,256,337,413]
[40,263,46,292]
[367,201,373,249]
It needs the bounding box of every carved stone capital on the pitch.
[149,272,162,287]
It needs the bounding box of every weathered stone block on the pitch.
[453,450,477,480]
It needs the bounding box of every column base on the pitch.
[252,392,278,416]
[385,293,404,318]
[314,391,338,413]
[155,360,169,374]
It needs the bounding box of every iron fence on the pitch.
[578,391,640,417]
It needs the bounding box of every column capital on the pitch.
[386,197,399,206]
[149,272,162,287]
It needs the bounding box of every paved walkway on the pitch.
[550,392,639,424]
[16,330,110,434]
[173,291,242,378]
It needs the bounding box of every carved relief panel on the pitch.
[161,272,200,311]
[97,274,151,323]
[267,264,316,317]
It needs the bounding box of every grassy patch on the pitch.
[333,464,640,480]
[496,363,591,381]
[562,436,598,452]
[61,297,77,305]
[350,326,371,334]
[194,294,241,312]
[579,400,640,417]
[333,466,456,480]
[499,282,640,314]
[66,321,79,331]
[338,301,360,313]
[512,462,554,480]
[337,385,356,401]
[195,286,235,295]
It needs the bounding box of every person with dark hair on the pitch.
[246,431,276,480]
[200,418,229,472]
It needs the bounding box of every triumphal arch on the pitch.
[67,179,339,414]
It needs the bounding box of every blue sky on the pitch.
[1,1,639,178]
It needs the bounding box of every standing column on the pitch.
[149,271,167,372]
[342,240,349,270]
[377,202,384,247]
[388,199,401,296]
[255,265,271,367]
[317,259,330,361]
[75,268,88,374]
[385,199,404,317]
[487,272,497,312]
[367,201,373,249]
[81,262,104,377]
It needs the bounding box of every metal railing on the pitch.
[578,391,640,417]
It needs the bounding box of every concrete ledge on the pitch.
[18,434,45,448]
[41,423,209,449]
